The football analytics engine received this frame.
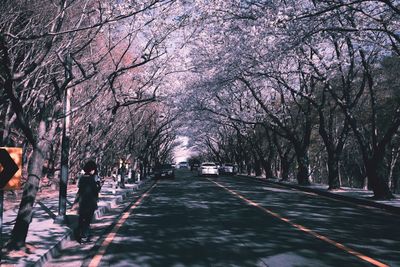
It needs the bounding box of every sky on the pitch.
[173,135,194,163]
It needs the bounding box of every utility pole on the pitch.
[85,123,93,160]
[57,53,73,222]
[57,86,71,220]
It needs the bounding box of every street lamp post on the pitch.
[85,123,93,160]
[57,87,71,221]
[98,145,105,176]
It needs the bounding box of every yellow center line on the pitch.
[88,182,158,267]
[209,179,389,267]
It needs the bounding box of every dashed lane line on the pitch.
[87,182,158,267]
[208,178,389,267]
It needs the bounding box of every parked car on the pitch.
[178,161,189,169]
[219,163,236,175]
[154,164,175,179]
[198,162,219,176]
[191,163,200,171]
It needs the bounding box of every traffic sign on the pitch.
[0,147,22,190]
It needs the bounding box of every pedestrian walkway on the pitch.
[239,174,400,215]
[1,178,153,266]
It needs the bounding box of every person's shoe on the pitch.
[80,234,89,243]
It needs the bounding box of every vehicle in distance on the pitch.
[191,163,200,171]
[219,163,236,175]
[198,162,219,176]
[154,164,175,179]
[178,161,189,169]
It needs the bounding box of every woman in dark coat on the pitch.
[78,160,101,242]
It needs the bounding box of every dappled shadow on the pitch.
[1,181,139,265]
[38,181,155,267]
[1,189,78,265]
[77,172,398,267]
[216,177,400,266]
[34,172,399,267]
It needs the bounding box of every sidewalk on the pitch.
[1,178,153,266]
[238,174,400,215]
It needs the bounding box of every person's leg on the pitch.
[82,220,89,238]
[83,208,96,241]
[78,212,86,242]
[78,210,90,240]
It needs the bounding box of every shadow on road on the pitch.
[44,171,398,267]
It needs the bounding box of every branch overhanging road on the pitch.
[48,171,400,267]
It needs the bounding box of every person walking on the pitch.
[77,160,101,243]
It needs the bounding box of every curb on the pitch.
[32,179,152,267]
[238,175,400,216]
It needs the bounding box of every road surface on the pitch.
[46,170,400,267]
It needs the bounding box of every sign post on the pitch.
[0,147,22,258]
[0,189,4,259]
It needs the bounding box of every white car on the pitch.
[198,162,219,176]
[219,163,236,175]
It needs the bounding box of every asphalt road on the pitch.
[48,170,400,267]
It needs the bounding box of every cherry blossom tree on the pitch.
[1,0,187,249]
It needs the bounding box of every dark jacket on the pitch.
[78,174,101,212]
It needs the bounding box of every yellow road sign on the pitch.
[0,147,22,190]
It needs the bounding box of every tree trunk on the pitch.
[254,159,262,176]
[246,162,252,176]
[244,153,251,175]
[46,137,61,182]
[327,153,341,190]
[388,148,399,193]
[1,104,15,146]
[280,157,290,181]
[253,152,262,176]
[366,158,394,200]
[263,161,274,179]
[263,148,275,179]
[393,175,399,194]
[296,152,311,186]
[8,118,57,249]
[240,162,245,174]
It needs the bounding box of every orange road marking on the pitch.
[209,179,389,267]
[88,182,157,267]
[240,177,396,216]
